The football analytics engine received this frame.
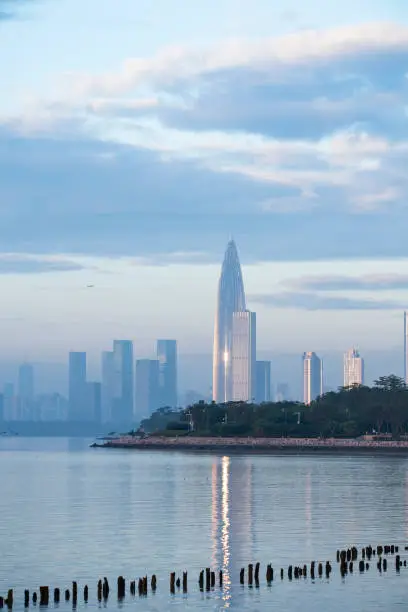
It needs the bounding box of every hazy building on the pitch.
[68,351,87,420]
[101,350,114,423]
[404,312,408,384]
[86,382,102,423]
[255,361,271,403]
[232,310,256,402]
[344,348,364,387]
[275,382,289,402]
[213,240,246,403]
[157,339,177,408]
[113,340,134,423]
[135,359,159,421]
[0,394,3,421]
[303,352,323,405]
[18,363,34,401]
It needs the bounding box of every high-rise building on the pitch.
[18,363,34,401]
[135,359,159,421]
[344,348,364,387]
[3,383,14,420]
[275,382,289,402]
[86,382,102,423]
[68,351,87,420]
[404,312,408,384]
[113,340,134,423]
[255,361,271,403]
[303,352,323,405]
[101,351,115,423]
[0,394,4,422]
[232,310,256,402]
[156,339,177,408]
[213,240,246,403]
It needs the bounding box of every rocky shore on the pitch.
[91,435,408,453]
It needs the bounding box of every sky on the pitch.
[1,0,408,375]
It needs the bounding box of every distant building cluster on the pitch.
[3,240,408,427]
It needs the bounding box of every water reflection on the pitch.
[221,456,231,608]
[305,471,312,546]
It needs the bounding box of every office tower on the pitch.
[0,394,3,422]
[213,239,246,402]
[405,312,408,384]
[101,351,114,423]
[275,382,289,402]
[113,340,134,423]
[18,363,34,401]
[231,310,256,402]
[86,382,102,423]
[303,352,323,405]
[255,360,271,403]
[344,348,364,387]
[68,351,87,420]
[135,359,159,420]
[157,339,177,408]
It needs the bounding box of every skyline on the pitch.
[1,3,408,363]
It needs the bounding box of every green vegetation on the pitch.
[141,375,408,438]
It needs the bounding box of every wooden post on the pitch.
[255,562,260,586]
[5,590,13,610]
[97,580,102,602]
[211,571,215,588]
[239,568,245,585]
[266,564,273,583]
[359,560,365,572]
[199,570,204,590]
[318,563,323,577]
[205,568,211,591]
[117,576,125,599]
[103,577,110,599]
[143,577,148,595]
[0,597,3,609]
[288,565,293,580]
[248,563,253,586]
[64,589,70,602]
[54,588,60,603]
[84,586,88,602]
[72,582,77,605]
[170,572,176,594]
[183,571,188,593]
[176,578,180,590]
[24,590,29,608]
[219,570,223,588]
[280,568,284,580]
[39,587,49,606]
[138,578,143,596]
[32,594,37,605]
[383,558,387,571]
[130,581,135,596]
[151,575,157,592]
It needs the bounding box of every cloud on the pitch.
[249,292,404,311]
[285,274,408,292]
[0,254,85,274]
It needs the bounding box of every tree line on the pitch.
[141,375,408,438]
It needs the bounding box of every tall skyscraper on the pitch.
[404,312,408,384]
[255,361,271,403]
[101,351,114,423]
[135,359,160,421]
[231,310,256,402]
[213,240,246,403]
[157,339,177,408]
[344,348,364,387]
[113,340,134,423]
[68,351,87,420]
[303,352,323,405]
[86,382,102,423]
[18,363,34,401]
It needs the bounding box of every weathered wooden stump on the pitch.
[359,560,365,572]
[205,568,211,591]
[280,568,284,580]
[5,590,13,610]
[383,558,387,571]
[54,588,60,603]
[336,550,340,562]
[39,587,49,606]
[117,576,125,599]
[210,571,215,588]
[24,590,29,608]
[130,581,135,596]
[240,568,245,585]
[176,577,180,590]
[138,578,143,596]
[266,564,273,583]
[97,579,102,602]
[349,562,353,573]
[84,585,88,602]
[64,589,70,602]
[198,570,204,590]
[170,572,176,594]
[0,597,3,609]
[248,564,253,586]
[288,565,293,580]
[318,563,323,577]
[219,570,223,588]
[183,571,188,593]
[103,577,110,599]
[32,593,37,604]
[151,574,157,592]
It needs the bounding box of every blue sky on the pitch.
[1,0,408,366]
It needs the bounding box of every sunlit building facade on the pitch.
[231,310,256,402]
[303,351,323,405]
[344,348,364,388]
[212,240,246,403]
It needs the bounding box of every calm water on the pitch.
[1,438,408,610]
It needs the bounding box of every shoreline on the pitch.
[91,436,408,453]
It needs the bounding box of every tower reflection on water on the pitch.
[211,456,253,608]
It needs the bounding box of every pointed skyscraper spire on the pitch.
[212,239,246,403]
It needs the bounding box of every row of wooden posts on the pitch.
[0,542,405,608]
